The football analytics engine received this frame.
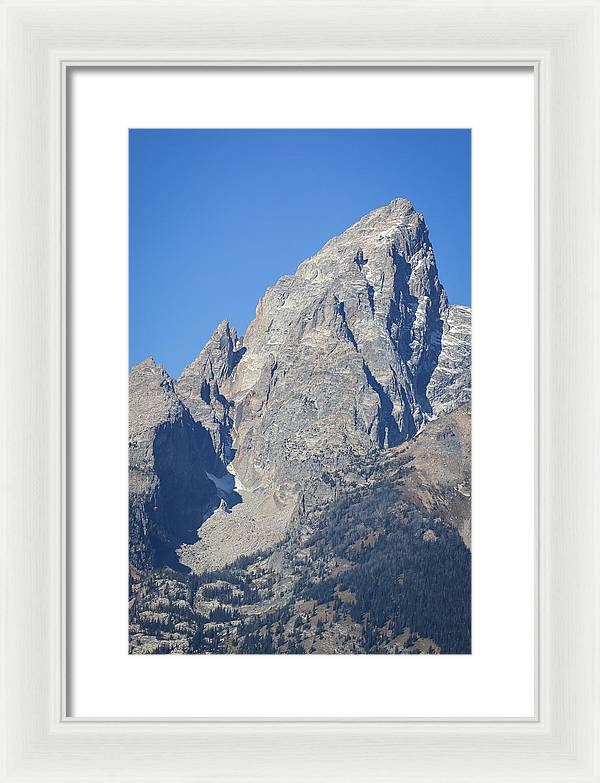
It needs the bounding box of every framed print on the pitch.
[1,1,599,781]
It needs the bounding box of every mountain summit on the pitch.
[179,199,465,487]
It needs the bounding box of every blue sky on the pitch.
[130,129,470,377]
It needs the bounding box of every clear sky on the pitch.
[130,129,470,377]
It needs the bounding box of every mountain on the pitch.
[128,198,471,654]
[180,198,450,485]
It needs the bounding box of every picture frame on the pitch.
[1,0,598,780]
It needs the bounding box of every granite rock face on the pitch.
[130,198,471,574]
[179,199,454,488]
[176,320,243,463]
[229,199,449,489]
[427,305,471,416]
[128,358,221,571]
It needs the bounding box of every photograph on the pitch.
[128,128,472,655]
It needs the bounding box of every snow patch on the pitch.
[205,470,236,494]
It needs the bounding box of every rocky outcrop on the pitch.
[176,320,243,463]
[128,358,221,571]
[427,305,471,416]
[374,405,472,548]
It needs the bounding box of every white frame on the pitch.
[1,1,598,780]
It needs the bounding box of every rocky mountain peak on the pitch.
[307,197,426,267]
[130,198,471,573]
[176,319,244,463]
[337,196,418,237]
[129,357,181,433]
[179,319,242,387]
[216,198,451,489]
